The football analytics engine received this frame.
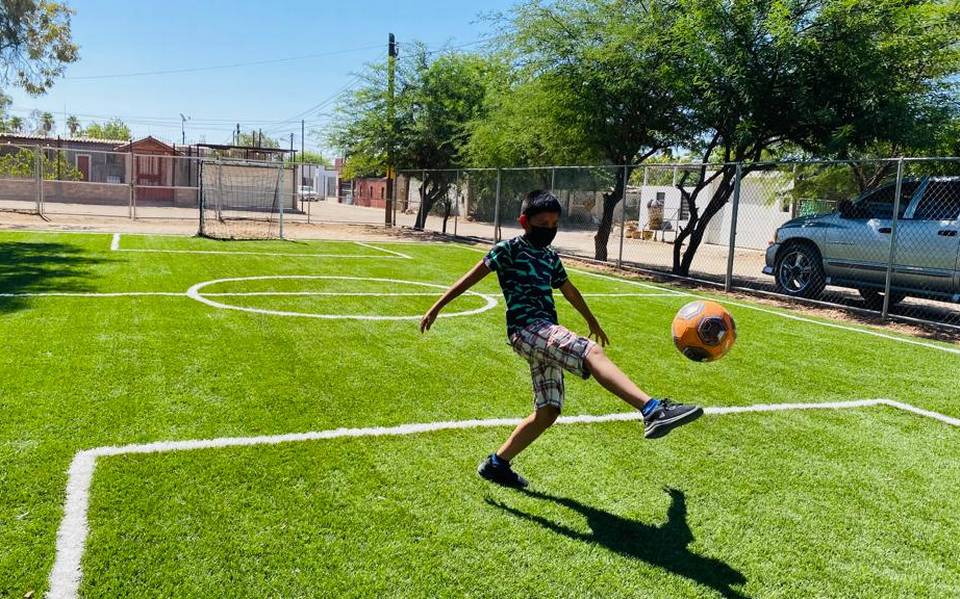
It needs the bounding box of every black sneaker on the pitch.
[477,454,529,488]
[643,399,703,439]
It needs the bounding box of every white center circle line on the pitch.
[185,275,497,321]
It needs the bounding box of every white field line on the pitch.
[185,275,499,321]
[0,291,186,298]
[48,397,957,599]
[107,233,402,259]
[354,240,413,259]
[1,289,671,301]
[115,248,402,259]
[450,243,960,356]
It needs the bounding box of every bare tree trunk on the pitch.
[593,166,627,262]
[441,200,451,234]
[414,176,448,230]
[672,168,736,276]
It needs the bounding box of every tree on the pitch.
[289,150,330,166]
[37,111,54,136]
[236,131,279,148]
[84,118,131,140]
[663,0,960,276]
[471,1,690,260]
[331,44,491,230]
[0,1,78,95]
[66,114,80,136]
[7,115,23,132]
[0,147,81,180]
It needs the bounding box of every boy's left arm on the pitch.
[559,280,609,347]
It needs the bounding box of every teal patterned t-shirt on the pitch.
[483,235,569,337]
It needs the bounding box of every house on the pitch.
[116,136,201,206]
[299,163,338,199]
[352,177,388,208]
[0,132,129,183]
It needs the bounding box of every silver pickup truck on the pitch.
[763,177,960,308]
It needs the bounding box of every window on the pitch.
[853,182,918,219]
[910,182,960,221]
[671,191,690,221]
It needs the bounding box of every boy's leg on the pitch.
[478,359,562,488]
[496,405,561,461]
[583,344,703,440]
[584,345,651,410]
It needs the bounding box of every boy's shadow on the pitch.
[486,487,748,599]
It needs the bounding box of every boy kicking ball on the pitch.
[420,190,703,488]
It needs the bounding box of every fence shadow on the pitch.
[0,241,107,313]
[486,487,748,599]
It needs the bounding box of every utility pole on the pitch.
[385,32,398,226]
[179,113,190,145]
[235,123,240,145]
[301,119,305,161]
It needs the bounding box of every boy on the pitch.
[420,190,702,488]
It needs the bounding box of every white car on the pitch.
[298,186,319,201]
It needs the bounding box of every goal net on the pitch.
[198,159,288,239]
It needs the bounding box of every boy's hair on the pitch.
[521,190,562,219]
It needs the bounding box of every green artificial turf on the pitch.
[1,230,958,598]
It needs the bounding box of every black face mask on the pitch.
[525,225,558,248]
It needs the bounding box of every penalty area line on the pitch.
[354,240,413,259]
[48,397,957,599]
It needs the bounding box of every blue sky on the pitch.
[6,0,515,154]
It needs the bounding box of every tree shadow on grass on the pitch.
[486,487,748,599]
[0,241,108,313]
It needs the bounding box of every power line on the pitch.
[66,43,384,80]
[262,75,365,135]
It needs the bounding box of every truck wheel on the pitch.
[774,243,826,299]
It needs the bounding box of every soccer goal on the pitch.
[198,159,288,239]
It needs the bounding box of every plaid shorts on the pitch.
[509,321,597,411]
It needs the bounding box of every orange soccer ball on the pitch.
[671,300,736,362]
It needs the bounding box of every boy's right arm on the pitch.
[420,259,491,333]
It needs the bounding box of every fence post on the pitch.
[724,162,743,293]
[129,152,137,220]
[494,168,502,242]
[617,165,629,269]
[882,158,905,320]
[642,167,649,236]
[35,146,43,215]
[550,167,556,194]
[127,150,137,220]
[198,159,205,236]
[392,170,399,227]
[454,169,460,236]
[277,163,285,239]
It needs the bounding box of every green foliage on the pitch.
[84,118,131,141]
[0,148,82,180]
[236,131,280,149]
[6,116,24,132]
[472,1,687,167]
[65,115,81,136]
[37,111,54,135]
[297,150,329,166]
[331,45,492,177]
[0,1,78,95]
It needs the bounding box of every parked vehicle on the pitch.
[763,177,960,308]
[298,185,319,201]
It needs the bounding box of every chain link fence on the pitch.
[402,159,960,331]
